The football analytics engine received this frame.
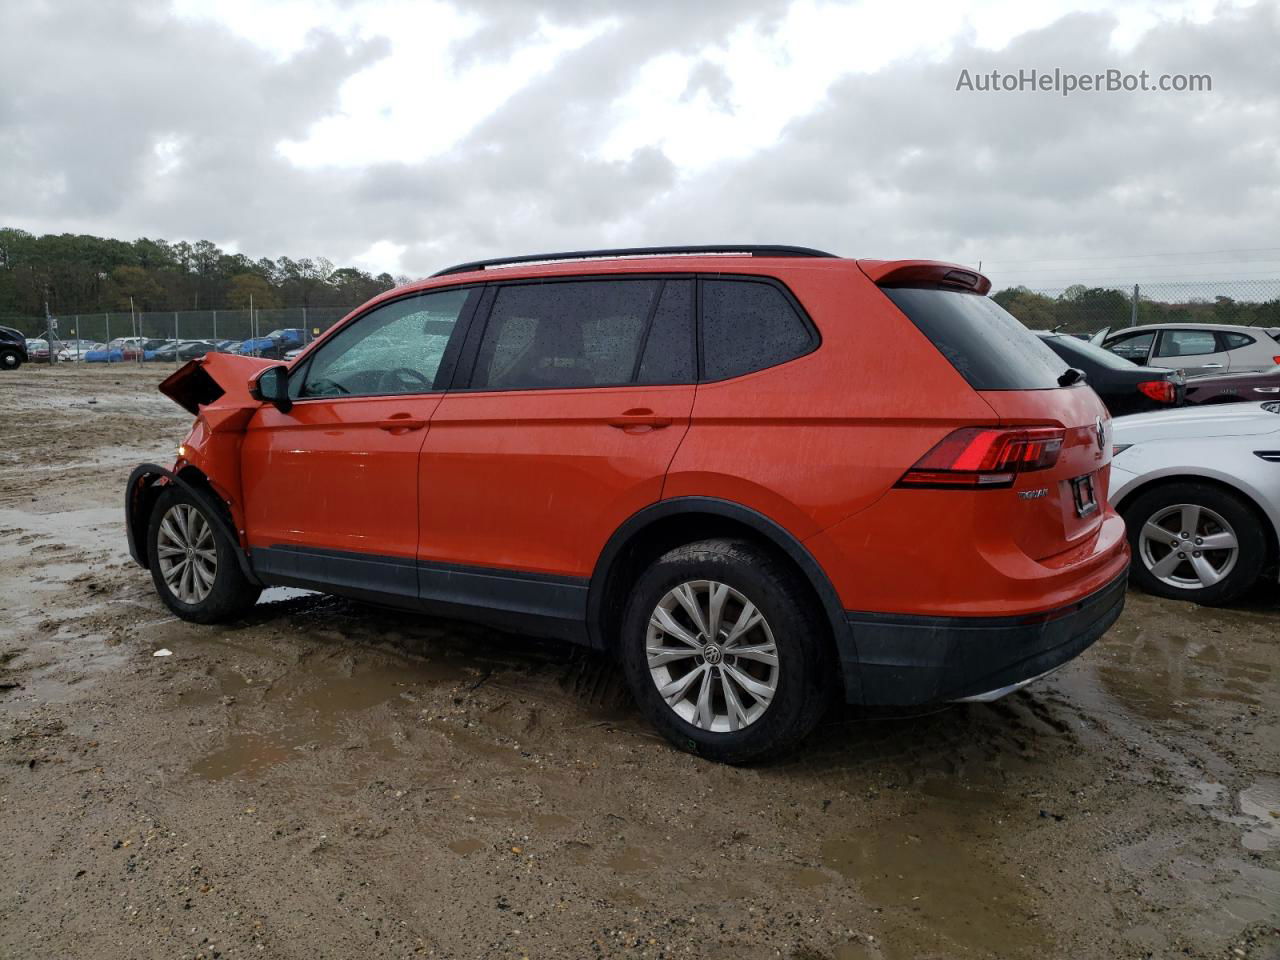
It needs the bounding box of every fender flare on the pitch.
[125,463,261,586]
[585,496,860,701]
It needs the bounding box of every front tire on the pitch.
[1123,481,1266,606]
[619,538,832,764]
[0,349,21,370]
[147,486,261,623]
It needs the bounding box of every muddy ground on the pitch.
[0,363,1276,960]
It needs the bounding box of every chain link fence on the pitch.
[0,305,356,361]
[993,279,1280,335]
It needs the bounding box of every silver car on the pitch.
[1093,323,1280,376]
[1110,401,1280,605]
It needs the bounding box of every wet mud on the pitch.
[1,365,1277,959]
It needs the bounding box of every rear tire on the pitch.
[1123,481,1266,606]
[619,538,833,764]
[0,349,21,370]
[147,485,261,623]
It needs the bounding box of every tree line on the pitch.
[993,284,1280,332]
[3,228,1277,332]
[0,227,406,318]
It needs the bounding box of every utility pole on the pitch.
[44,295,55,365]
[130,296,139,364]
[1130,284,1139,327]
[249,293,255,350]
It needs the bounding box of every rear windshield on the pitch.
[1042,333,1142,371]
[883,287,1069,390]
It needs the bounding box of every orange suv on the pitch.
[126,246,1129,762]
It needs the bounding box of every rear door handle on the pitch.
[1201,363,1224,369]
[607,408,671,430]
[377,415,427,432]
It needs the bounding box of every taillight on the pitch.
[896,427,1065,489]
[1272,355,1280,365]
[1137,380,1177,404]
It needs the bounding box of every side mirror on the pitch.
[251,365,292,413]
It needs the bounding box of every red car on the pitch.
[1184,365,1280,405]
[125,246,1129,762]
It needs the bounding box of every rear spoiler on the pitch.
[857,259,991,295]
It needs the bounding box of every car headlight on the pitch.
[1112,443,1133,457]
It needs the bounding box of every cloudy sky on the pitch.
[2,0,1277,288]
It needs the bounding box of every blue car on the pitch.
[85,348,125,363]
[235,328,305,359]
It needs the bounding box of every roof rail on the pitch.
[430,244,839,277]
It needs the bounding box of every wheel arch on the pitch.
[1114,471,1280,570]
[586,497,859,701]
[125,462,261,585]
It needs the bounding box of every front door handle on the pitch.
[607,407,672,430]
[377,415,427,432]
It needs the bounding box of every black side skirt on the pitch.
[251,545,590,643]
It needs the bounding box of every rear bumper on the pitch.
[841,568,1128,705]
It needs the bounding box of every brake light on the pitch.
[1137,380,1177,404]
[1272,356,1280,365]
[896,427,1065,489]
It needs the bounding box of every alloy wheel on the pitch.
[156,503,218,604]
[646,580,780,733]
[1137,502,1239,590]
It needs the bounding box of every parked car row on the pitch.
[6,331,313,364]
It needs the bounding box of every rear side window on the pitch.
[1155,329,1216,358]
[472,280,660,390]
[701,280,814,380]
[883,287,1068,390]
[1220,331,1255,350]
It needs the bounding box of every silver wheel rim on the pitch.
[156,504,217,604]
[646,580,779,733]
[1138,502,1239,590]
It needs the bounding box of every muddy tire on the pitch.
[1123,481,1266,606]
[619,538,832,764]
[0,348,21,371]
[147,485,261,623]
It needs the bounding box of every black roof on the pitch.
[431,244,839,278]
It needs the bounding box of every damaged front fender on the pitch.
[124,463,261,586]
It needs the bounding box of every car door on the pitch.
[417,276,697,634]
[1151,328,1232,375]
[240,286,479,605]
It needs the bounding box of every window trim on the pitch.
[446,271,819,393]
[288,284,483,403]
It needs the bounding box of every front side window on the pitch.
[297,288,471,398]
[1155,329,1217,358]
[701,280,814,381]
[1107,331,1156,363]
[471,280,662,390]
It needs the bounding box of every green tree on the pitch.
[227,273,281,309]
[105,265,164,310]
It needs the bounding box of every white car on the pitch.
[1110,401,1280,605]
